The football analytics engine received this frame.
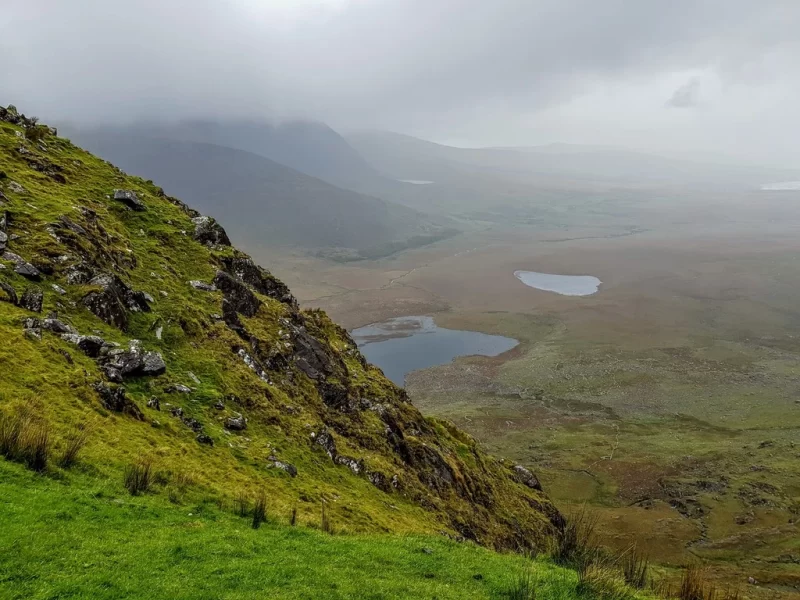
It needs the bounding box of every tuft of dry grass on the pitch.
[252,490,267,529]
[123,458,153,496]
[234,490,250,518]
[620,545,650,589]
[58,425,89,469]
[551,506,600,569]
[321,501,333,534]
[0,408,50,472]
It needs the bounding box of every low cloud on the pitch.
[666,78,701,108]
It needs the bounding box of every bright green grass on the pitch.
[0,459,613,600]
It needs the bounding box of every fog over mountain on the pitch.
[3,1,800,167]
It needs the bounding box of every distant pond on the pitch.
[514,270,601,296]
[351,316,518,386]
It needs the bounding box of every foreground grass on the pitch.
[0,460,608,600]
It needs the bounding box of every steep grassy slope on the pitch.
[1,459,610,600]
[0,105,560,553]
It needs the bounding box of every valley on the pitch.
[267,195,800,596]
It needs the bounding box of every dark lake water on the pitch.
[351,316,518,386]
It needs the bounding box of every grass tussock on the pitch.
[290,504,298,527]
[252,490,267,529]
[620,545,650,590]
[578,564,638,600]
[504,565,537,600]
[321,501,333,535]
[234,491,250,518]
[0,408,50,472]
[58,425,89,469]
[550,506,600,569]
[123,458,153,496]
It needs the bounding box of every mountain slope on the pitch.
[348,130,800,189]
[0,105,560,551]
[60,130,453,259]
[66,120,394,195]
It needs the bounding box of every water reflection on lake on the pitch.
[351,316,518,386]
[514,270,601,296]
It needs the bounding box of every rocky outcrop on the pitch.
[82,273,150,331]
[224,412,247,431]
[192,216,231,247]
[112,189,146,211]
[512,465,542,491]
[219,254,296,307]
[102,340,166,378]
[93,383,144,420]
[19,286,43,312]
[2,251,40,279]
[0,282,18,305]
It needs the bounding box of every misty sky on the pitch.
[3,1,800,166]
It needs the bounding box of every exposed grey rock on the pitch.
[214,270,260,321]
[191,215,231,247]
[140,351,166,376]
[102,365,123,383]
[65,262,94,285]
[51,284,66,295]
[189,280,216,292]
[170,407,184,418]
[219,255,296,306]
[2,251,40,279]
[82,273,150,331]
[0,231,6,252]
[512,465,542,491]
[146,396,160,410]
[61,333,106,358]
[312,428,338,460]
[24,326,42,341]
[42,316,76,334]
[165,384,192,394]
[187,371,201,385]
[268,458,298,477]
[19,286,43,312]
[335,455,364,475]
[196,433,213,446]
[102,340,166,377]
[112,189,146,211]
[0,281,17,305]
[237,349,271,383]
[93,382,144,420]
[294,329,334,381]
[182,417,203,432]
[224,412,247,431]
[7,181,25,194]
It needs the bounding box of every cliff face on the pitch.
[0,105,560,549]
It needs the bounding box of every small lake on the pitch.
[515,270,601,296]
[351,316,518,385]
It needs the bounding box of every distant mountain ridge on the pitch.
[61,127,454,260]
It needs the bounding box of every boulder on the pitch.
[293,329,334,380]
[42,315,76,334]
[51,284,66,295]
[191,216,231,247]
[312,428,338,461]
[65,262,94,285]
[19,286,43,312]
[219,255,296,306]
[61,334,107,358]
[82,273,150,331]
[2,251,40,279]
[0,230,6,253]
[268,458,298,477]
[93,383,144,420]
[213,271,260,318]
[112,189,146,211]
[23,317,41,340]
[0,282,17,305]
[224,413,247,431]
[165,384,192,394]
[189,280,216,292]
[146,397,160,410]
[102,340,166,377]
[196,433,213,446]
[512,465,542,491]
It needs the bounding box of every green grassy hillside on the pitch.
[0,103,567,568]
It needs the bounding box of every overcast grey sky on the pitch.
[2,0,799,166]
